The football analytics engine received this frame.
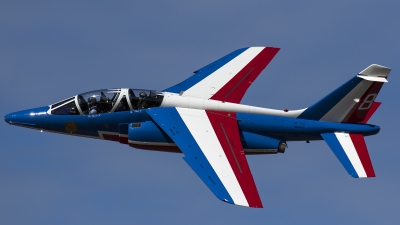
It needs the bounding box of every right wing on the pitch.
[164,47,279,103]
[146,107,263,208]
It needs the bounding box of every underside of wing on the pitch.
[146,107,263,208]
[164,47,279,103]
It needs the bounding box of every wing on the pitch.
[321,132,375,178]
[164,47,279,103]
[146,107,263,208]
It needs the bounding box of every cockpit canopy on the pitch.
[50,89,164,115]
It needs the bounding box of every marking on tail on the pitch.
[298,64,390,123]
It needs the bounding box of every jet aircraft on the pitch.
[4,47,391,208]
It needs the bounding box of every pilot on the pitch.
[138,91,148,109]
[139,91,147,98]
[88,97,98,114]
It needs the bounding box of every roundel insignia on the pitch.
[65,121,78,134]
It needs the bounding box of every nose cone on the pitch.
[4,113,12,124]
[4,106,50,128]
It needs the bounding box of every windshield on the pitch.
[50,88,164,115]
[50,97,79,115]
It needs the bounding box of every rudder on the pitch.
[298,64,391,123]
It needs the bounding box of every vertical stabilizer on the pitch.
[298,64,390,123]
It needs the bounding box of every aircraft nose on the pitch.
[4,113,13,124]
[4,106,50,128]
[4,110,36,126]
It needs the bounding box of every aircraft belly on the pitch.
[237,114,316,140]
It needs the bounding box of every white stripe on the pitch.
[335,133,367,177]
[98,131,119,139]
[176,108,248,206]
[162,92,306,118]
[182,47,265,99]
[321,80,372,122]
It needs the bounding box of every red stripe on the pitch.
[359,102,381,124]
[102,134,120,142]
[342,82,383,123]
[119,136,129,144]
[211,47,279,103]
[129,143,182,153]
[206,110,263,208]
[349,134,375,177]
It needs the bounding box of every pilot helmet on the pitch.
[139,91,147,98]
[88,96,97,106]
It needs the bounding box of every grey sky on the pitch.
[1,1,399,224]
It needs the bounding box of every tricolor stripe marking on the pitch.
[146,107,234,204]
[322,132,375,178]
[210,47,279,103]
[336,133,367,178]
[206,111,262,207]
[349,134,375,177]
[176,108,249,206]
[182,47,265,99]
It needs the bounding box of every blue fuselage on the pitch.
[5,106,380,146]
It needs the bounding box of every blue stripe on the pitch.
[321,133,358,177]
[298,76,363,121]
[163,48,249,93]
[146,107,234,204]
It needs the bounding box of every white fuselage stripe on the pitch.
[98,131,119,139]
[176,108,248,206]
[162,92,306,118]
[335,133,367,177]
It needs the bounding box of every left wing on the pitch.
[164,47,279,103]
[146,107,263,208]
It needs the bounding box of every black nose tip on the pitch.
[4,113,13,124]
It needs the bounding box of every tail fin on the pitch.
[298,64,391,123]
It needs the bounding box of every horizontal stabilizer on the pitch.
[321,132,375,178]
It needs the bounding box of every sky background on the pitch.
[1,1,399,224]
